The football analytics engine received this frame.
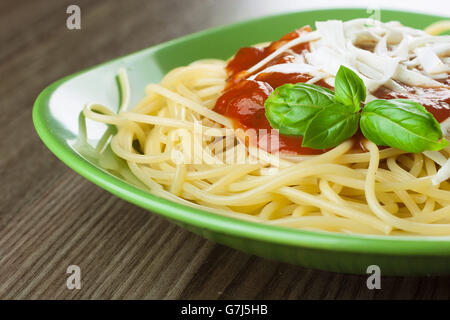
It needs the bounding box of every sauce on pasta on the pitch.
[215,27,450,155]
[373,83,450,123]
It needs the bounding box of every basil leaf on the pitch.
[265,83,335,136]
[302,104,360,149]
[334,65,366,111]
[360,99,448,152]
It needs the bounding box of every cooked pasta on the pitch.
[83,18,450,235]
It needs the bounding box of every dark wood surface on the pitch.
[1,0,449,300]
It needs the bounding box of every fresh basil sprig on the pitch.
[302,103,360,149]
[360,99,448,152]
[334,66,366,111]
[265,83,335,136]
[264,65,448,152]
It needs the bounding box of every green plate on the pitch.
[33,8,450,276]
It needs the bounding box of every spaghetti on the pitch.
[84,18,450,235]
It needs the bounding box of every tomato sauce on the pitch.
[213,27,450,155]
[373,84,450,123]
[225,26,312,91]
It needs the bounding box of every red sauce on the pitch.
[225,26,312,90]
[373,83,450,123]
[214,79,325,154]
[227,26,312,77]
[214,27,450,155]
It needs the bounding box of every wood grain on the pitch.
[0,0,449,300]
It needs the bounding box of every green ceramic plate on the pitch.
[33,8,450,276]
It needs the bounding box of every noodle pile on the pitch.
[83,20,450,236]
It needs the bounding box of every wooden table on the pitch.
[1,0,449,300]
